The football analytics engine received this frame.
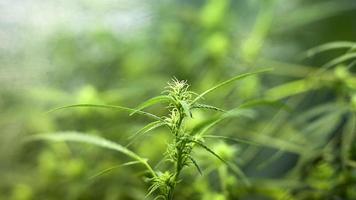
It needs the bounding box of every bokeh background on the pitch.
[1,0,356,199]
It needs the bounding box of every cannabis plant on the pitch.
[30,69,271,199]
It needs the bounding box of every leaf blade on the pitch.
[188,156,203,176]
[191,104,226,112]
[126,121,167,147]
[324,52,356,68]
[192,68,273,104]
[48,104,162,121]
[89,161,141,179]
[130,95,173,116]
[190,139,250,185]
[303,41,356,58]
[28,132,156,177]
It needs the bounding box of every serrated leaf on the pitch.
[28,132,156,177]
[130,95,173,116]
[48,104,162,121]
[192,68,273,104]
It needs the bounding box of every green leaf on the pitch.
[192,68,273,104]
[190,139,249,185]
[238,99,290,111]
[191,104,225,112]
[126,121,167,147]
[303,41,356,58]
[226,162,250,186]
[48,104,162,121]
[277,2,356,32]
[188,156,203,176]
[256,151,285,170]
[203,135,260,146]
[153,195,166,200]
[89,161,141,179]
[265,79,318,101]
[130,95,173,116]
[191,108,254,137]
[302,110,344,137]
[293,103,342,125]
[192,100,284,139]
[324,52,356,68]
[146,184,161,199]
[190,140,227,163]
[239,133,308,154]
[28,132,156,177]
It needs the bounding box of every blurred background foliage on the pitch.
[0,0,356,199]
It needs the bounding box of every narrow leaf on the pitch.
[238,99,289,111]
[190,140,226,164]
[126,121,167,147]
[28,132,156,177]
[226,162,250,186]
[191,108,254,137]
[192,68,273,104]
[191,139,250,185]
[191,104,225,112]
[130,95,172,116]
[48,104,162,121]
[265,79,318,101]
[303,41,356,58]
[203,135,260,146]
[240,134,308,154]
[188,156,203,176]
[89,161,141,179]
[324,52,356,68]
[293,102,342,125]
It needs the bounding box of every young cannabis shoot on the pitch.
[29,69,272,200]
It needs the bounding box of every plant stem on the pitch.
[167,107,186,200]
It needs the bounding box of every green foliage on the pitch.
[30,70,271,199]
[1,1,356,199]
[29,132,156,177]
